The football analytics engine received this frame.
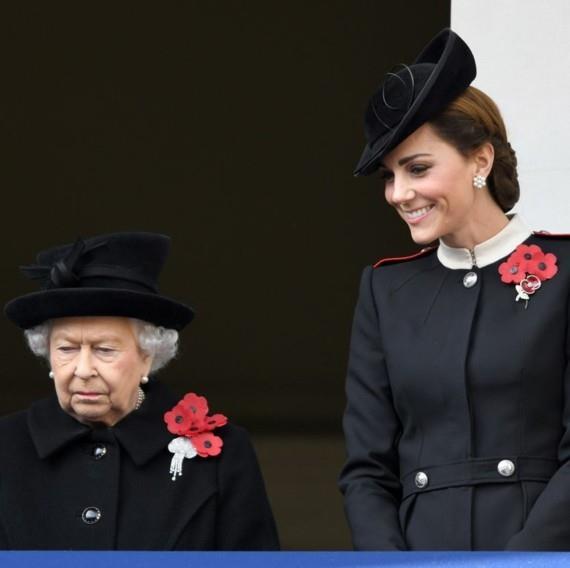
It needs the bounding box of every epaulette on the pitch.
[373,246,436,269]
[533,230,570,239]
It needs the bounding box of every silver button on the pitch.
[497,459,515,477]
[414,471,429,489]
[92,444,107,460]
[81,507,102,524]
[463,271,478,288]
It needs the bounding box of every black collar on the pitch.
[28,380,179,466]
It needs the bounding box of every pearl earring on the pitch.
[49,371,54,379]
[473,175,486,189]
[141,376,149,385]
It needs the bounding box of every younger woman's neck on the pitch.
[441,200,509,250]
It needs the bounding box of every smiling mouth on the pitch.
[402,205,434,223]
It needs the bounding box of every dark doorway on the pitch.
[0,2,449,549]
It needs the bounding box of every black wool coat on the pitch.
[339,233,570,551]
[0,380,279,550]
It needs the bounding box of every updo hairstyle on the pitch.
[431,86,519,212]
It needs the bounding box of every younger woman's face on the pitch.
[381,123,486,246]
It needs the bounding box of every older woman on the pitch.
[339,29,570,550]
[0,232,279,550]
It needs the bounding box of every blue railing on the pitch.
[1,552,569,568]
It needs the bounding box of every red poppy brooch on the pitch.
[498,244,558,308]
[164,393,228,481]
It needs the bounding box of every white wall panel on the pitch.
[452,0,570,231]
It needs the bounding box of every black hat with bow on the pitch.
[4,232,194,330]
[354,28,477,176]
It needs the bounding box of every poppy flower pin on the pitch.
[498,244,558,308]
[164,393,228,481]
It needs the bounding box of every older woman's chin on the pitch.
[65,404,106,423]
[59,397,118,426]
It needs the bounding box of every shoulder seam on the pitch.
[533,230,570,238]
[373,246,437,269]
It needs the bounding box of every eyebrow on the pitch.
[51,332,125,344]
[397,153,433,166]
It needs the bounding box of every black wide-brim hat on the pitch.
[354,28,476,177]
[4,232,195,330]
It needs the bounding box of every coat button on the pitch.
[92,444,107,460]
[414,471,429,488]
[497,459,515,477]
[463,272,478,288]
[81,507,102,524]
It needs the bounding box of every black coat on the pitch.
[339,233,570,551]
[0,380,279,550]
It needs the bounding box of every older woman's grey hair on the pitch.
[24,319,179,373]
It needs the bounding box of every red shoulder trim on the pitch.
[533,230,570,238]
[373,246,436,269]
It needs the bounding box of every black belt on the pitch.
[401,456,559,499]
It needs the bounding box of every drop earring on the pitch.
[141,376,149,385]
[473,175,486,189]
[49,371,54,379]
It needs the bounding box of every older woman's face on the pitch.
[49,316,152,427]
[381,123,492,247]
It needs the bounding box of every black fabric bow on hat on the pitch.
[21,238,103,289]
[19,237,158,293]
[5,232,195,330]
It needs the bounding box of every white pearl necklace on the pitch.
[134,386,146,410]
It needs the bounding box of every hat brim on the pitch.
[4,288,195,330]
[354,28,476,177]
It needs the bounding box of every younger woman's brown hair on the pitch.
[431,86,519,212]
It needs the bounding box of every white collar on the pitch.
[437,215,532,269]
